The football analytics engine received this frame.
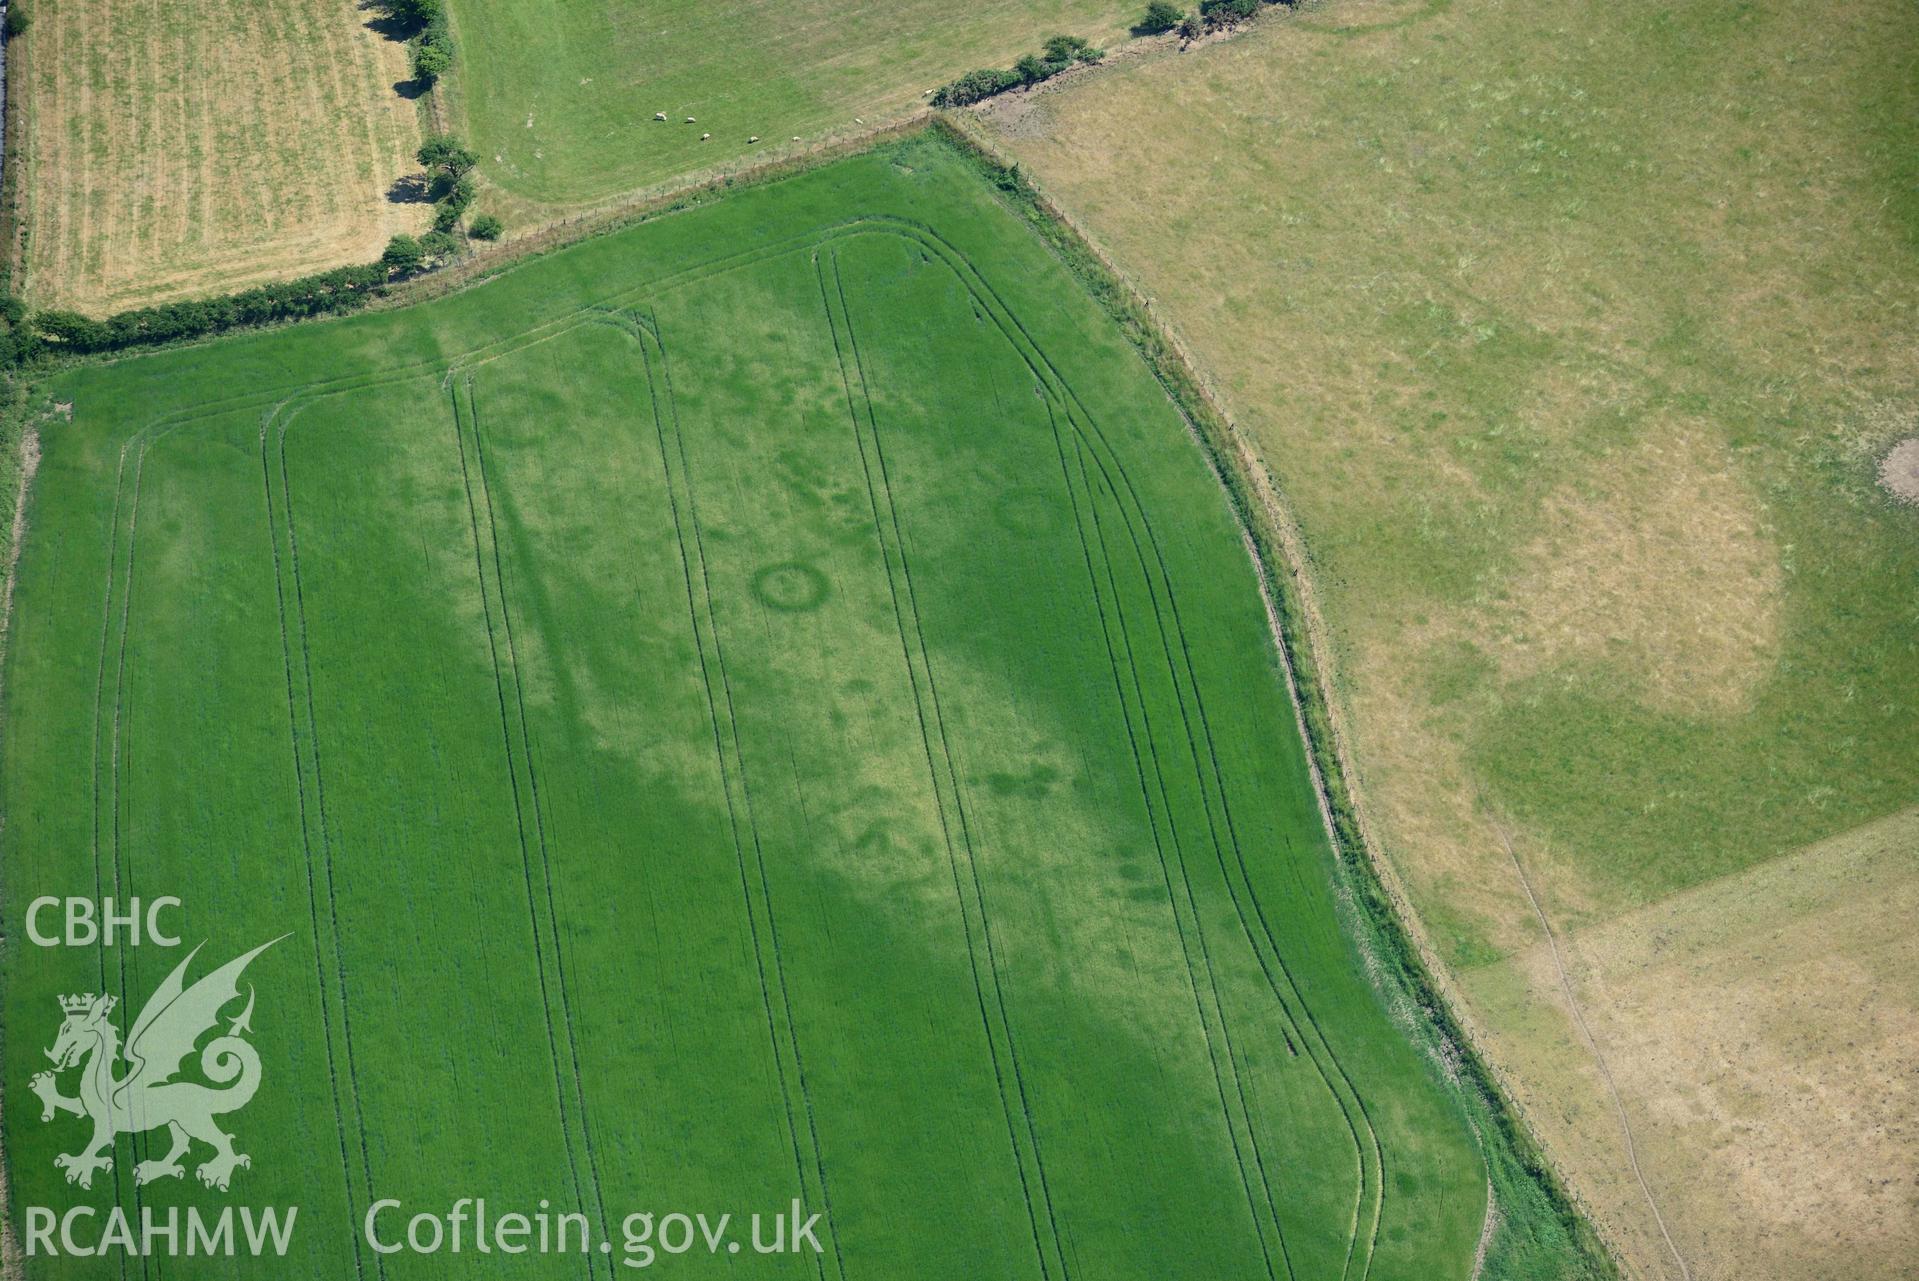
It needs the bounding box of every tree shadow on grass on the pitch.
[386,173,432,204]
[358,0,417,42]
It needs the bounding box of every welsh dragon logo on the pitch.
[30,937,283,1192]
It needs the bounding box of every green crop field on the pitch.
[2,138,1494,1277]
[988,0,1919,1274]
[441,0,1132,206]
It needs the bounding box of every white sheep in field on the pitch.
[654,112,666,121]
[701,132,711,141]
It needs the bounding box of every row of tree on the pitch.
[419,134,483,231]
[1135,0,1288,41]
[0,132,514,365]
[380,0,455,85]
[5,263,389,363]
[381,134,503,278]
[932,35,1104,108]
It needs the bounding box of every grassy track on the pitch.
[987,0,1919,1274]
[440,0,1134,208]
[5,138,1491,1277]
[11,0,421,312]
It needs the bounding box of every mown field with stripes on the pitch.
[11,0,419,312]
[2,137,1486,1277]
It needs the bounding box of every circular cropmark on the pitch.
[751,560,830,612]
[993,485,1068,538]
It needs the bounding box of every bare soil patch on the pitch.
[1880,437,1919,505]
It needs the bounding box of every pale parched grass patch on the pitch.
[1467,807,1919,1281]
[991,0,1919,1273]
[1487,425,1783,715]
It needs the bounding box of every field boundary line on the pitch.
[1484,806,1690,1281]
[841,216,1388,1276]
[79,404,265,1271]
[95,418,158,1274]
[272,395,415,1280]
[833,200,1408,1281]
[464,377,611,1244]
[826,219,1386,1276]
[105,423,178,1281]
[647,309,847,1281]
[1067,405,1380,1279]
[937,114,1616,1276]
[0,418,37,1281]
[1469,1176,1499,1281]
[0,418,34,668]
[387,125,930,312]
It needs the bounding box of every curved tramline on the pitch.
[852,227,1392,1277]
[810,271,1071,1280]
[3,137,1485,1278]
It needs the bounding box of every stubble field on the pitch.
[11,0,421,312]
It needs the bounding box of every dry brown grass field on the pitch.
[987,0,1919,1275]
[12,0,422,312]
[1466,806,1919,1279]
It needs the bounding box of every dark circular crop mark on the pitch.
[751,560,830,612]
[993,486,1068,538]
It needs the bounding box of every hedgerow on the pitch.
[375,0,455,87]
[11,263,388,362]
[933,118,1617,1280]
[932,34,1102,107]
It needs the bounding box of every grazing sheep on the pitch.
[748,135,759,143]
[654,112,666,121]
[701,132,711,141]
[685,116,696,124]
